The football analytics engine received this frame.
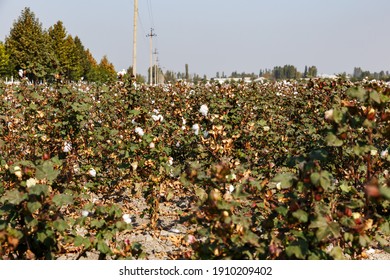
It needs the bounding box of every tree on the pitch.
[164,70,176,83]
[5,8,49,81]
[353,67,363,80]
[307,66,317,78]
[84,49,99,81]
[96,55,116,83]
[0,41,10,77]
[70,36,90,81]
[47,21,69,77]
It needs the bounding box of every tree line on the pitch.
[0,8,117,83]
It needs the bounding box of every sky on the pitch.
[1,0,389,78]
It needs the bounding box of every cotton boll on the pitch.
[325,109,334,121]
[199,104,209,117]
[63,141,72,153]
[192,124,200,135]
[135,127,144,137]
[26,178,37,188]
[88,168,97,177]
[81,210,90,217]
[122,214,133,224]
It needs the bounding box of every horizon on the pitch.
[1,0,389,78]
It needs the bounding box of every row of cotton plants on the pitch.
[0,77,388,259]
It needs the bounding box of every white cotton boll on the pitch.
[81,210,90,217]
[325,109,334,121]
[63,141,72,153]
[370,149,378,156]
[117,69,126,78]
[14,166,22,179]
[135,127,144,137]
[152,114,164,122]
[203,130,209,138]
[192,124,200,135]
[88,168,97,177]
[149,142,155,149]
[131,119,140,125]
[263,126,270,132]
[182,118,186,125]
[199,104,209,117]
[122,214,133,224]
[176,141,181,147]
[153,109,159,114]
[26,178,37,188]
[381,149,388,158]
[228,184,235,193]
[168,157,173,166]
[18,69,24,78]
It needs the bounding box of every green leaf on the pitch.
[53,219,69,232]
[74,235,84,247]
[195,187,208,204]
[91,219,106,229]
[97,240,111,255]
[347,87,367,102]
[319,171,332,190]
[275,206,288,216]
[325,133,343,147]
[28,184,49,196]
[379,187,390,200]
[375,234,389,248]
[292,209,308,223]
[339,183,352,193]
[380,221,390,235]
[27,201,42,213]
[286,240,308,259]
[35,161,60,182]
[344,232,354,243]
[310,172,321,186]
[369,90,381,104]
[359,234,371,247]
[52,194,73,207]
[271,173,296,189]
[329,246,345,260]
[0,189,28,205]
[328,222,341,238]
[309,216,330,241]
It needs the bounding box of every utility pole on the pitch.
[153,48,158,84]
[132,0,138,77]
[146,28,157,85]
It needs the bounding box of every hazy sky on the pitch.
[1,0,389,78]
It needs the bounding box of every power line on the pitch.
[147,0,155,28]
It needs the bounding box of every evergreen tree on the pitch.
[72,36,90,80]
[0,42,10,77]
[5,8,49,81]
[84,49,99,81]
